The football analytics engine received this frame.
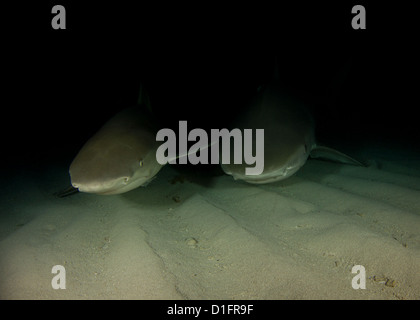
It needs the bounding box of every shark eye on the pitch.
[139,159,144,167]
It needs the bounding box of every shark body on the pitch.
[221,80,362,184]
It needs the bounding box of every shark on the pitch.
[57,86,163,196]
[220,77,363,184]
[68,106,163,195]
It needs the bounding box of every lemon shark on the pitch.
[57,87,164,196]
[221,77,363,184]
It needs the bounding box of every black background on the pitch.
[2,1,419,169]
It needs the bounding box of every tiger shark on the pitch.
[57,87,164,196]
[220,79,363,184]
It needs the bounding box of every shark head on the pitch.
[220,79,316,184]
[70,142,161,195]
[69,107,163,195]
[221,122,316,184]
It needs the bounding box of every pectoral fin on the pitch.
[310,146,365,166]
[54,185,79,198]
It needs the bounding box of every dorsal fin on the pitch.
[273,55,279,81]
[137,83,152,114]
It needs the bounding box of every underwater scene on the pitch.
[1,3,419,301]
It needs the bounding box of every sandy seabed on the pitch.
[0,144,419,300]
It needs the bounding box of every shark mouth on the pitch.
[223,146,309,184]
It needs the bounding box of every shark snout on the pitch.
[71,176,132,195]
